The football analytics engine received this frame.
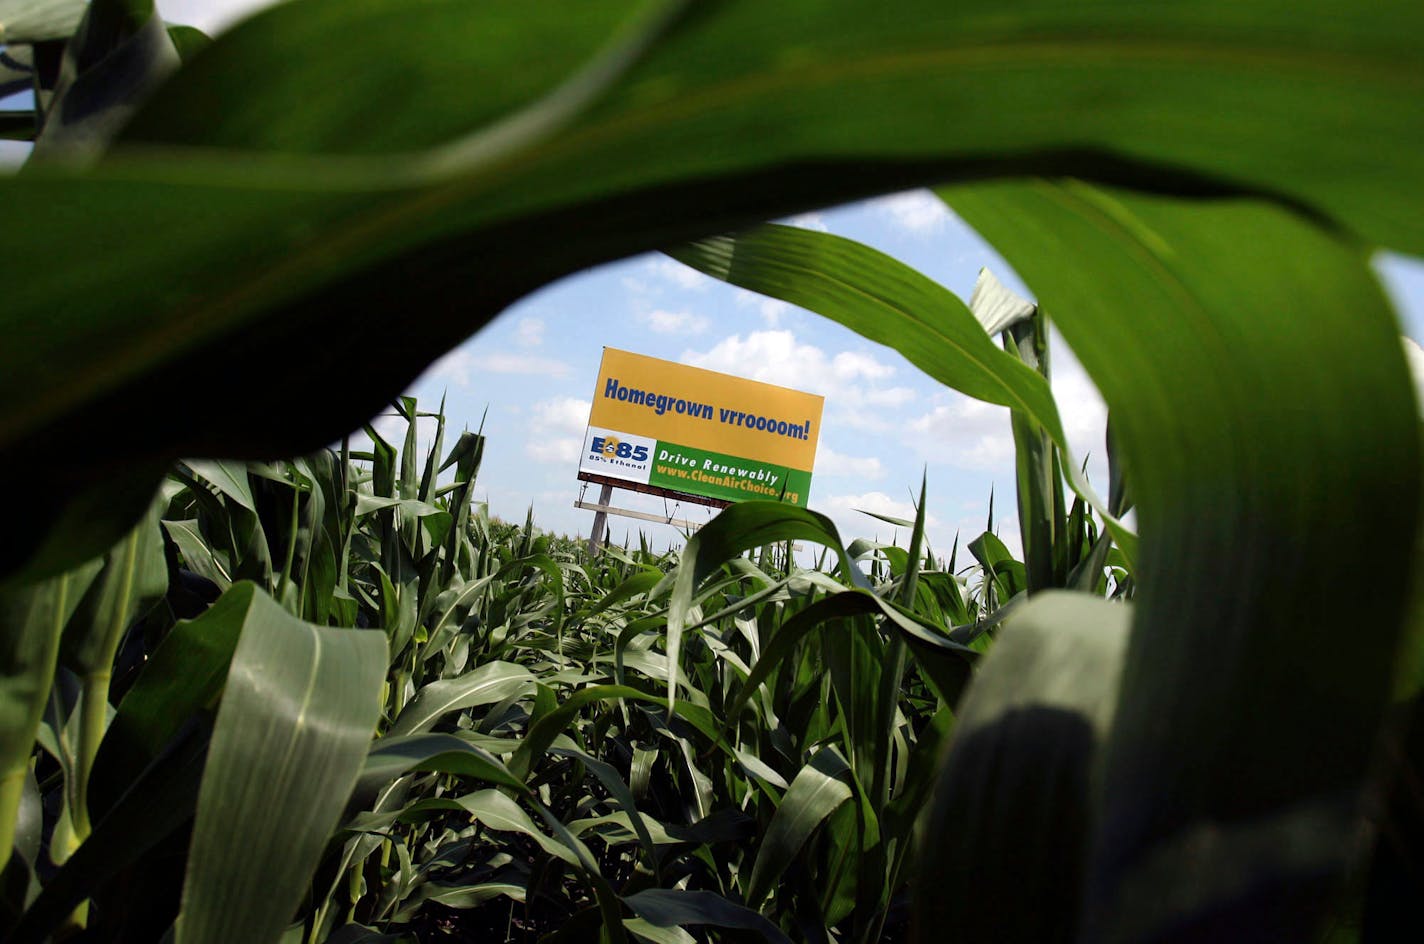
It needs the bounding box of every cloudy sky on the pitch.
[376,192,1424,560]
[388,193,1112,558]
[16,1,1424,559]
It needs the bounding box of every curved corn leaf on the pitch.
[529,798,629,944]
[623,889,792,944]
[356,733,527,800]
[624,918,696,944]
[668,226,1051,416]
[29,0,179,163]
[182,459,257,511]
[165,25,211,63]
[8,718,209,944]
[667,224,1134,560]
[326,925,406,944]
[744,746,853,909]
[6,0,1424,577]
[385,661,536,738]
[508,684,720,781]
[668,501,867,713]
[352,495,446,519]
[722,587,974,730]
[916,592,1129,944]
[454,790,585,870]
[941,179,1421,938]
[175,583,387,944]
[390,883,529,923]
[50,498,168,848]
[0,561,103,864]
[575,568,666,624]
[551,745,661,875]
[87,580,246,818]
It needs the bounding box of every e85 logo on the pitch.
[591,436,648,462]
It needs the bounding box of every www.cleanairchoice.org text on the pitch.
[653,463,786,498]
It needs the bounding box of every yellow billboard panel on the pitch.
[580,348,824,506]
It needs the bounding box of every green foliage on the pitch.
[176,585,388,944]
[3,397,1004,941]
[3,0,1423,579]
[2,0,1422,941]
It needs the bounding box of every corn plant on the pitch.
[4,395,984,941]
[3,0,1423,942]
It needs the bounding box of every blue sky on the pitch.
[384,193,1115,558]
[14,1,1424,560]
[378,193,1424,560]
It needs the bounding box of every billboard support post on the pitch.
[586,482,613,556]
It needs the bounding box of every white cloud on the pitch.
[477,352,571,376]
[733,289,791,327]
[907,398,1015,470]
[621,275,651,294]
[523,396,592,464]
[1052,358,1109,465]
[649,256,714,292]
[683,330,834,393]
[870,189,956,235]
[896,336,1108,482]
[815,445,886,480]
[641,309,710,335]
[427,348,571,386]
[683,331,895,399]
[832,351,894,382]
[526,438,583,463]
[863,386,916,407]
[425,349,476,386]
[781,211,829,232]
[515,316,545,347]
[530,396,592,435]
[1044,332,1110,485]
[683,332,917,441]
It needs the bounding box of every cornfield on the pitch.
[2,1,1422,942]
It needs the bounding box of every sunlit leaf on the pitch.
[175,584,387,944]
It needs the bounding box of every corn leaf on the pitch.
[668,225,1133,562]
[969,268,1036,337]
[175,583,387,944]
[8,715,209,944]
[623,889,792,944]
[87,581,246,818]
[384,661,536,738]
[668,501,867,712]
[5,0,1424,578]
[917,592,1129,943]
[940,179,1421,938]
[356,734,527,799]
[0,561,103,863]
[744,746,853,910]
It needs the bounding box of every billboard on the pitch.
[579,348,824,507]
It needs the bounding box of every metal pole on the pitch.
[586,482,614,556]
